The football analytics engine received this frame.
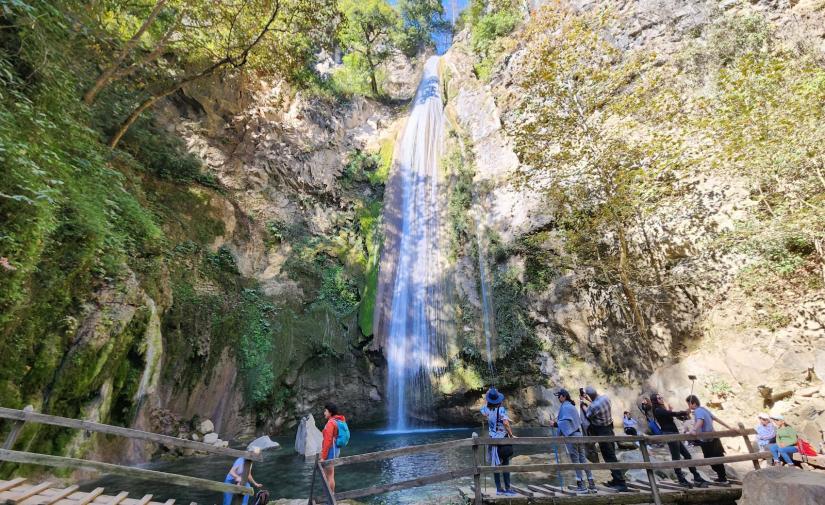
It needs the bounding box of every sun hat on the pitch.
[486,387,505,405]
[757,413,771,420]
[770,414,784,421]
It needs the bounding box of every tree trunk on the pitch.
[83,0,168,104]
[617,227,648,340]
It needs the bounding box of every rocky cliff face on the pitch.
[433,0,825,441]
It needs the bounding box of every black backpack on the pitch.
[253,489,270,505]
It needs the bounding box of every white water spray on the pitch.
[384,56,449,431]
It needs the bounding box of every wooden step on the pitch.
[42,485,79,505]
[0,478,26,493]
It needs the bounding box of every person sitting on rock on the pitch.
[622,411,639,436]
[755,413,777,452]
[651,393,708,488]
[223,446,263,505]
[767,415,799,466]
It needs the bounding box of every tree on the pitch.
[81,0,184,105]
[107,0,336,148]
[338,0,399,96]
[396,0,447,56]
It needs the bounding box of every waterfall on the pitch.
[383,56,448,431]
[475,221,497,374]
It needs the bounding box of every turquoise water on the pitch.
[80,428,553,504]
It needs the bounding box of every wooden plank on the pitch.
[0,449,254,496]
[12,481,53,503]
[75,488,104,505]
[478,430,753,447]
[42,485,79,505]
[472,436,481,505]
[108,491,129,505]
[0,478,26,492]
[739,422,761,471]
[509,485,533,497]
[0,408,261,462]
[334,467,476,501]
[162,500,175,505]
[526,485,554,496]
[134,495,153,505]
[540,484,576,496]
[307,454,318,505]
[322,437,474,468]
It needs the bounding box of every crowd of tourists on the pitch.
[479,385,744,495]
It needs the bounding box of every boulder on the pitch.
[294,414,323,458]
[738,467,825,505]
[214,440,229,448]
[203,432,219,444]
[191,432,200,442]
[199,419,215,434]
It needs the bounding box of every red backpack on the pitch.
[797,438,818,457]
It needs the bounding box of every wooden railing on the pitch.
[309,423,767,505]
[0,406,262,499]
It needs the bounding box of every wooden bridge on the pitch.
[0,407,261,505]
[309,424,769,505]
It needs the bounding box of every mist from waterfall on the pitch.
[385,56,449,432]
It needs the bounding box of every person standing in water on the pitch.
[320,403,347,494]
[480,387,517,496]
[223,446,262,505]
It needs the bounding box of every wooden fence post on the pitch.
[316,459,336,505]
[639,437,663,505]
[307,454,319,505]
[738,422,761,470]
[471,433,481,505]
[2,405,33,450]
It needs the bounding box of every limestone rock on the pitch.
[203,432,219,444]
[190,432,200,442]
[199,419,215,434]
[214,440,229,448]
[295,414,323,458]
[738,467,825,505]
[815,350,825,383]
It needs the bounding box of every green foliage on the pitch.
[443,134,476,260]
[338,0,400,96]
[396,0,448,56]
[467,0,520,80]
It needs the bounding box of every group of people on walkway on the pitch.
[481,386,735,495]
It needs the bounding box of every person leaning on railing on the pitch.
[686,395,732,484]
[581,386,629,492]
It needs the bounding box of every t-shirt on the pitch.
[227,457,245,479]
[481,406,509,439]
[557,401,582,436]
[693,406,714,433]
[776,426,798,446]
[623,417,638,429]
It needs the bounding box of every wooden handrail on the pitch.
[0,449,254,496]
[0,407,261,462]
[321,437,475,467]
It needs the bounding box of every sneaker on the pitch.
[613,484,630,493]
[714,477,729,483]
[693,476,709,488]
[575,481,587,494]
[505,490,518,496]
[496,490,507,496]
[588,479,597,493]
[676,477,693,488]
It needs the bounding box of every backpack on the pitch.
[797,438,818,457]
[335,419,350,448]
[647,419,663,435]
[253,489,269,505]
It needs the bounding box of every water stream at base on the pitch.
[384,56,449,431]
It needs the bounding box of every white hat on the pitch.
[757,413,770,420]
[769,414,784,421]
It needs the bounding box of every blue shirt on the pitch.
[694,406,714,432]
[557,401,582,436]
[480,406,509,439]
[227,457,245,479]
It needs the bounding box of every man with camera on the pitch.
[580,386,629,492]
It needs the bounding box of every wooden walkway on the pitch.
[0,407,262,505]
[460,477,744,504]
[0,478,175,505]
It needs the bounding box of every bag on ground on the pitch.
[335,419,350,447]
[797,438,817,456]
[253,489,270,505]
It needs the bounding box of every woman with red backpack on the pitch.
[320,403,348,494]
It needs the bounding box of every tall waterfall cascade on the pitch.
[378,56,451,432]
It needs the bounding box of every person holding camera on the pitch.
[581,386,629,492]
[651,393,708,488]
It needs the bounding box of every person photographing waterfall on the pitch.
[222,446,262,505]
[580,386,629,492]
[480,388,517,496]
[553,389,596,494]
